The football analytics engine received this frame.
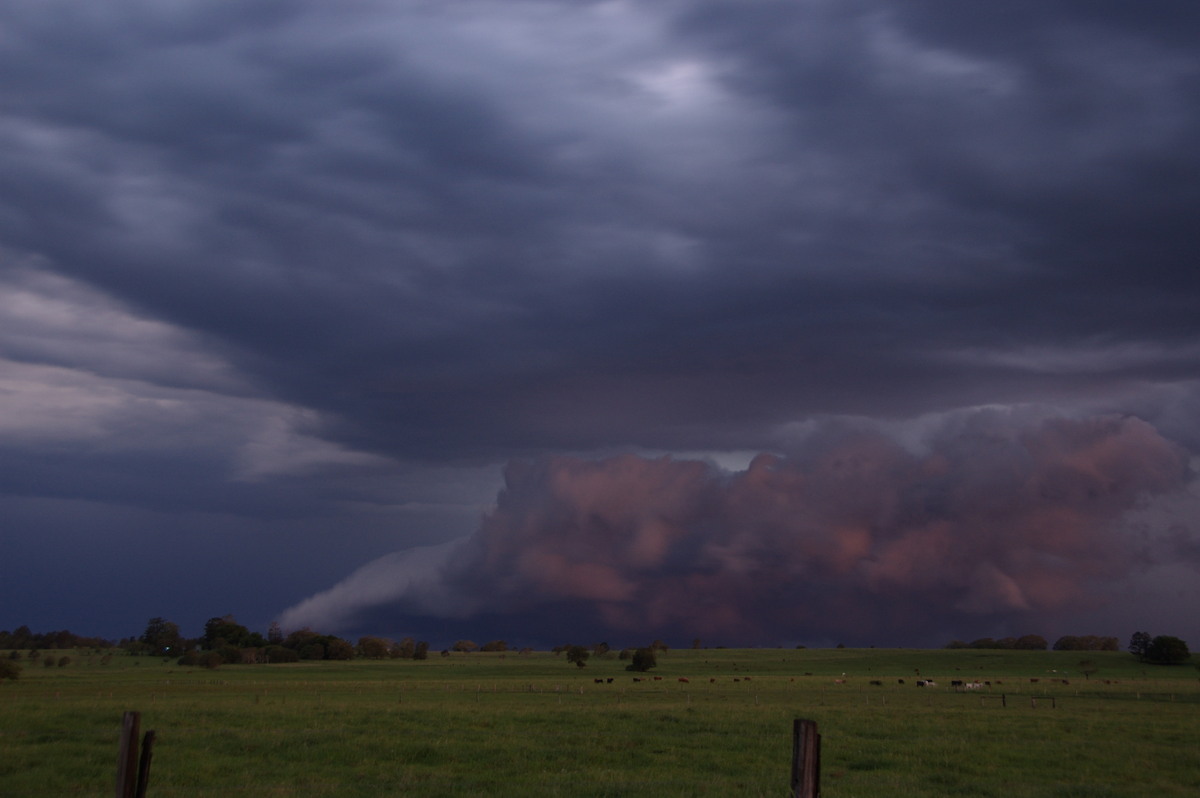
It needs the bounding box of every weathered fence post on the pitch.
[790,718,821,798]
[116,711,140,798]
[115,712,155,798]
[135,730,156,798]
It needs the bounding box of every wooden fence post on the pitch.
[116,712,140,798]
[791,718,821,798]
[136,730,156,798]
[115,712,155,798]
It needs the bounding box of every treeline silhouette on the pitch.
[0,625,111,651]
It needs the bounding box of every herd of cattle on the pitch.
[585,674,1072,690]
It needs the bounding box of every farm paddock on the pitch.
[1,647,1196,797]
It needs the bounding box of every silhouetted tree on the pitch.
[627,647,657,672]
[566,645,590,668]
[1144,636,1190,665]
[451,640,478,653]
[413,641,429,660]
[357,636,391,659]
[141,617,183,657]
[1129,631,1152,659]
[204,615,253,650]
[325,638,355,660]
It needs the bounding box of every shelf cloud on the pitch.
[282,410,1194,645]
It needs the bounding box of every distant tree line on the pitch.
[1051,635,1120,651]
[0,626,112,651]
[944,635,1049,650]
[158,616,435,669]
[4,620,1192,673]
[548,640,668,672]
[941,631,1192,663]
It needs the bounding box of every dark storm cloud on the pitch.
[281,411,1194,646]
[2,2,1198,642]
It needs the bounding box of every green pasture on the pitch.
[1,647,1197,797]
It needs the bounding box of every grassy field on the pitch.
[1,647,1197,797]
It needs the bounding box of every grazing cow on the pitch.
[743,676,751,681]
[1030,678,1039,683]
[653,676,662,681]
[710,678,717,683]
[869,680,883,686]
[633,677,643,682]
[833,679,845,685]
[951,680,964,688]
[678,677,689,683]
[606,678,613,684]
[898,679,905,685]
[594,679,603,684]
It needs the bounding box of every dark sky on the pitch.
[2,1,1198,649]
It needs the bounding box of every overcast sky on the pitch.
[2,1,1198,649]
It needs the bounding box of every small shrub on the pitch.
[177,652,200,667]
[0,659,20,680]
[57,656,71,668]
[199,652,223,670]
